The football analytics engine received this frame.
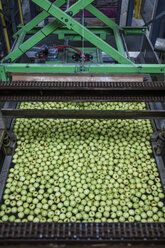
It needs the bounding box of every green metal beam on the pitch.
[4,0,94,62]
[1,63,165,75]
[14,30,26,50]
[0,65,7,81]
[86,4,122,30]
[13,0,66,38]
[113,27,126,57]
[33,0,133,64]
[89,64,165,74]
[15,26,147,36]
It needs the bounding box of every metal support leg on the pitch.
[0,14,6,57]
[14,30,26,51]
[126,0,135,26]
[113,27,126,57]
[8,0,17,34]
[116,0,122,24]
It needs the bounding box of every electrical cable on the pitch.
[36,45,89,62]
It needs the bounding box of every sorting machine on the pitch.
[0,0,165,245]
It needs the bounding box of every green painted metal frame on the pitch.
[16,25,148,35]
[32,0,132,64]
[4,0,130,64]
[0,0,165,81]
[4,0,94,62]
[1,64,165,81]
[13,0,66,38]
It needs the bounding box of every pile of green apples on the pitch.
[0,102,164,223]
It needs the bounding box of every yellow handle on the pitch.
[0,0,10,53]
[134,0,142,19]
[18,0,24,26]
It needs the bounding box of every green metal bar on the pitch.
[23,27,109,36]
[0,65,7,81]
[86,4,122,30]
[33,0,133,64]
[113,28,126,57]
[16,26,147,36]
[1,63,165,75]
[38,0,94,15]
[0,64,76,74]
[4,0,94,62]
[124,26,147,35]
[89,64,165,74]
[13,0,66,38]
[14,30,26,51]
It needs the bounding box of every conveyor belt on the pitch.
[0,81,165,89]
[0,222,165,244]
[0,81,165,102]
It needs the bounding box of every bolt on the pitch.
[66,11,73,16]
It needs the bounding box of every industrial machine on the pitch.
[0,0,165,245]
